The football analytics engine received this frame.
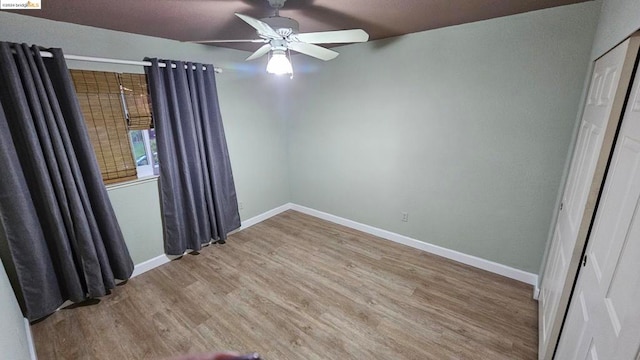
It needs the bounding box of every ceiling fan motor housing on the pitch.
[261,16,299,37]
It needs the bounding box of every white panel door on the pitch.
[538,36,640,360]
[556,58,640,360]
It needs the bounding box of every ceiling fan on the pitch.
[191,0,369,76]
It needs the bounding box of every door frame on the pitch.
[540,33,640,360]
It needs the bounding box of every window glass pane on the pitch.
[149,129,159,176]
[149,129,158,165]
[129,130,148,166]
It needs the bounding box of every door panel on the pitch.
[586,341,599,360]
[556,46,640,360]
[541,231,562,341]
[539,36,640,359]
[556,289,591,359]
[565,123,603,230]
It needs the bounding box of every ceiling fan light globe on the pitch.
[266,52,293,75]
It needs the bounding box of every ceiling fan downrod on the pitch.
[267,0,287,16]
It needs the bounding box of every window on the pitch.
[70,70,137,184]
[129,129,158,177]
[119,72,158,177]
[70,70,156,184]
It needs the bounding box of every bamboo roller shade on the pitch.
[119,73,153,130]
[70,70,137,184]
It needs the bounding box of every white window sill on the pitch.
[106,175,159,191]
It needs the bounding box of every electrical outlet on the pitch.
[401,212,409,222]
[239,202,244,210]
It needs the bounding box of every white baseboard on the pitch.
[23,202,539,359]
[131,254,171,278]
[128,203,539,298]
[289,204,539,288]
[24,317,37,360]
[129,203,293,278]
[239,203,292,230]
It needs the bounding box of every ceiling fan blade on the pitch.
[295,29,369,44]
[189,39,267,44]
[235,13,281,39]
[246,44,272,61]
[288,42,339,61]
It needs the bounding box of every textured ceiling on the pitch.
[8,0,591,52]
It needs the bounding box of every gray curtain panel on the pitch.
[0,43,134,321]
[144,59,241,255]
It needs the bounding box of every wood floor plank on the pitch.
[31,210,537,359]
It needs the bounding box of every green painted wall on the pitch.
[0,218,30,359]
[106,179,164,264]
[287,2,600,274]
[0,258,30,359]
[591,0,640,60]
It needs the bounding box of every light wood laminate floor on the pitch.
[31,210,537,359]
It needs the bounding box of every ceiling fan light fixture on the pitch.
[266,50,293,75]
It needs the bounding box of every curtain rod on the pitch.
[38,51,223,73]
